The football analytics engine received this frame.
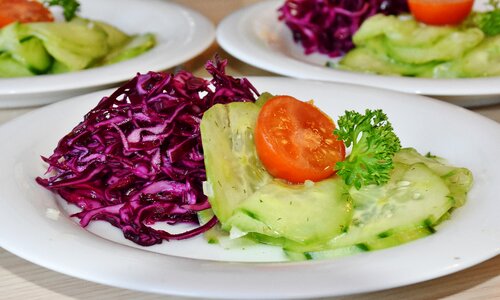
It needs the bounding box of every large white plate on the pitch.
[217,0,500,107]
[0,78,499,298]
[0,0,215,108]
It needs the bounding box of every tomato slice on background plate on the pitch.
[0,0,54,28]
[255,95,345,184]
[408,0,474,26]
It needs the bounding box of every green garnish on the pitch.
[44,0,80,21]
[487,0,499,10]
[334,109,401,190]
[425,152,437,159]
[472,0,500,36]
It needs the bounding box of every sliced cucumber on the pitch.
[284,161,451,253]
[291,225,433,261]
[255,92,274,107]
[338,41,438,77]
[70,17,130,50]
[197,208,221,244]
[227,177,352,244]
[0,22,22,53]
[201,102,273,224]
[283,148,472,260]
[360,224,435,250]
[394,148,473,208]
[0,53,34,77]
[25,22,109,71]
[94,21,131,49]
[0,23,52,74]
[445,35,500,77]
[353,14,455,47]
[102,33,155,65]
[201,101,352,245]
[386,28,484,64]
[48,60,71,74]
[18,37,53,73]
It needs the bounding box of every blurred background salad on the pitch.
[0,0,155,77]
[278,0,500,78]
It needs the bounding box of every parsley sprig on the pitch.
[334,109,401,190]
[44,0,80,21]
[472,0,500,36]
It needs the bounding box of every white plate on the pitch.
[0,0,215,108]
[217,0,500,107]
[0,78,499,299]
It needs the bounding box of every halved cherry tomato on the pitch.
[0,0,54,28]
[408,0,474,26]
[254,95,345,184]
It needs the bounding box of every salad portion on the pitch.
[0,0,155,77]
[36,59,257,246]
[338,12,500,77]
[201,94,472,260]
[279,0,500,78]
[37,59,472,261]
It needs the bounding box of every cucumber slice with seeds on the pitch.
[285,149,472,259]
[201,101,352,246]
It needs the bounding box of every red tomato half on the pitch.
[408,0,474,26]
[0,0,54,28]
[254,95,345,184]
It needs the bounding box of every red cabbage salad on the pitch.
[36,59,258,246]
[278,0,409,57]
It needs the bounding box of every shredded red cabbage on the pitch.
[36,58,258,246]
[278,0,409,57]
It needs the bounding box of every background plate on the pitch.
[0,78,499,298]
[217,0,500,107]
[0,0,215,108]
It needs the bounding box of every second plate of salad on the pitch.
[217,0,500,107]
[0,0,215,108]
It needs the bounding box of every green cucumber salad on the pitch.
[0,9,155,77]
[332,1,500,78]
[336,14,500,78]
[198,94,473,261]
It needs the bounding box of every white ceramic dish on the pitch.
[0,77,499,299]
[0,0,215,108]
[217,0,500,107]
